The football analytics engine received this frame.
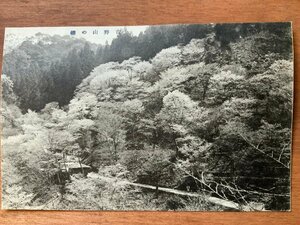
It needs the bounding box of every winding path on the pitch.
[88,173,264,211]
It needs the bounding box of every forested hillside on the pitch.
[2,24,212,111]
[2,23,293,211]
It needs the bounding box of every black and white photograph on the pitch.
[1,22,293,211]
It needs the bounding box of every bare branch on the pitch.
[239,133,290,169]
[278,142,290,162]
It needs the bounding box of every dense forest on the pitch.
[1,23,293,211]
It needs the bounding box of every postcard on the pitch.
[1,22,293,211]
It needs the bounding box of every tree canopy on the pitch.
[2,22,293,211]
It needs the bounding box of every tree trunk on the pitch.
[78,157,84,175]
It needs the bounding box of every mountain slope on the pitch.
[2,33,97,111]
